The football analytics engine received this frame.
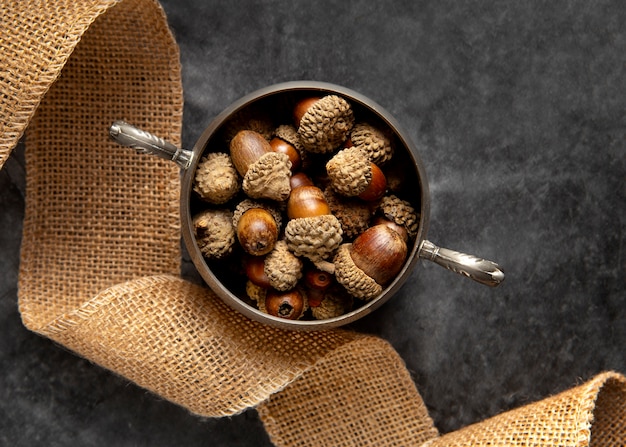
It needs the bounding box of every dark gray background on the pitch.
[1,1,624,445]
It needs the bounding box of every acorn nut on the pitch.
[334,224,408,300]
[310,287,353,320]
[304,266,335,307]
[349,122,394,165]
[264,289,307,320]
[193,152,240,204]
[272,124,306,172]
[230,130,292,201]
[323,186,372,240]
[264,240,303,291]
[377,195,419,241]
[244,255,272,289]
[286,185,331,219]
[193,209,236,260]
[284,186,343,267]
[236,208,279,256]
[326,147,387,201]
[295,95,355,154]
[233,199,282,257]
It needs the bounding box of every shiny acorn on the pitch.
[334,224,408,300]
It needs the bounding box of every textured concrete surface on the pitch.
[1,0,624,445]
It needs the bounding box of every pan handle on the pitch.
[419,240,504,287]
[108,121,193,170]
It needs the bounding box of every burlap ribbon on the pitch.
[1,1,624,445]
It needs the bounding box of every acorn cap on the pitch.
[310,286,354,320]
[223,110,275,143]
[350,122,394,165]
[298,95,355,154]
[246,280,267,302]
[378,195,420,240]
[284,214,343,262]
[323,186,372,239]
[274,124,304,154]
[232,198,283,230]
[326,147,372,196]
[334,243,383,300]
[264,240,303,291]
[193,152,241,204]
[242,152,292,201]
[193,209,236,260]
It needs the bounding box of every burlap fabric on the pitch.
[1,1,624,446]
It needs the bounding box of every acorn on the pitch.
[236,208,279,256]
[349,122,394,165]
[303,266,335,307]
[295,95,355,154]
[272,124,307,172]
[270,136,301,173]
[222,108,275,143]
[193,152,240,204]
[284,186,343,268]
[310,286,354,320]
[326,147,387,201]
[246,280,268,303]
[264,288,307,320]
[243,255,272,289]
[193,209,236,260]
[371,216,409,244]
[358,162,387,202]
[334,224,408,300]
[286,185,331,219]
[376,195,419,241]
[323,186,372,240]
[230,130,292,201]
[233,199,282,256]
[289,172,315,190]
[264,240,304,291]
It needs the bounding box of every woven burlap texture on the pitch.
[2,1,624,446]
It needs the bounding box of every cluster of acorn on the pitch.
[191,94,419,321]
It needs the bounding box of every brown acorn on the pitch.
[295,95,355,154]
[243,255,272,288]
[230,130,291,201]
[284,185,343,266]
[371,216,409,244]
[264,289,307,320]
[358,162,387,202]
[287,185,331,219]
[334,224,408,300]
[236,208,279,256]
[327,147,387,201]
[350,225,407,285]
[264,240,303,291]
[376,195,419,241]
[193,152,240,204]
[272,124,306,172]
[289,172,315,190]
[193,209,236,260]
[304,267,335,307]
